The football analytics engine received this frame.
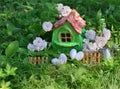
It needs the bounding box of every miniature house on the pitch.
[52,9,86,52]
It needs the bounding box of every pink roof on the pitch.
[54,9,86,34]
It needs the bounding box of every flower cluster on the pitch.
[70,49,84,61]
[27,37,47,52]
[83,28,111,52]
[56,3,72,17]
[51,53,67,65]
[27,3,112,66]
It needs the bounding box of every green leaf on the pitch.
[45,85,55,89]
[70,74,76,83]
[0,69,6,78]
[5,41,19,57]
[96,9,102,20]
[6,23,15,36]
[6,23,21,36]
[0,80,11,89]
[4,64,17,76]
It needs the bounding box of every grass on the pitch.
[0,0,120,89]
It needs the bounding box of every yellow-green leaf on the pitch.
[5,41,19,57]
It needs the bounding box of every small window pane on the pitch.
[62,38,66,42]
[67,38,71,42]
[66,33,70,37]
[61,33,65,37]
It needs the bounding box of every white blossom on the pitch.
[27,43,36,52]
[101,28,111,40]
[33,38,47,51]
[95,36,107,49]
[101,48,112,59]
[75,51,84,61]
[61,6,72,17]
[87,42,98,52]
[83,39,89,44]
[28,37,47,52]
[33,37,43,47]
[70,49,77,59]
[42,21,53,32]
[82,39,90,52]
[82,47,89,52]
[56,3,64,12]
[35,45,44,51]
[43,40,47,48]
[85,30,96,41]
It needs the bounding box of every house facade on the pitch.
[52,9,86,52]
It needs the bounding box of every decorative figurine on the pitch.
[52,9,86,52]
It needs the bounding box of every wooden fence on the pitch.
[29,57,48,65]
[81,52,102,64]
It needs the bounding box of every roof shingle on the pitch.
[54,9,86,34]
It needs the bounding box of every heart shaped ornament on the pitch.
[59,53,67,64]
[51,58,60,65]
[75,51,84,61]
[70,49,77,60]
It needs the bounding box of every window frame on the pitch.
[58,27,73,42]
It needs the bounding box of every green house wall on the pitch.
[52,22,86,53]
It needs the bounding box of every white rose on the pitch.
[82,39,90,52]
[43,40,47,48]
[42,21,53,32]
[56,3,64,12]
[70,49,77,59]
[33,37,48,51]
[87,42,98,52]
[101,28,111,40]
[61,6,72,17]
[85,30,96,41]
[95,36,107,48]
[35,45,45,51]
[33,37,43,47]
[27,43,36,52]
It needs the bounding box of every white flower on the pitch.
[51,58,60,65]
[70,49,77,59]
[87,42,98,52]
[61,6,72,17]
[35,45,44,51]
[43,40,47,48]
[33,37,43,47]
[101,28,111,40]
[82,47,89,52]
[27,43,36,51]
[59,53,67,64]
[95,36,107,48]
[75,51,84,61]
[42,21,53,32]
[82,39,90,52]
[101,48,112,59]
[56,3,64,12]
[34,38,47,51]
[83,39,89,44]
[85,30,96,41]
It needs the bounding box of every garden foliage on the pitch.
[0,0,120,89]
